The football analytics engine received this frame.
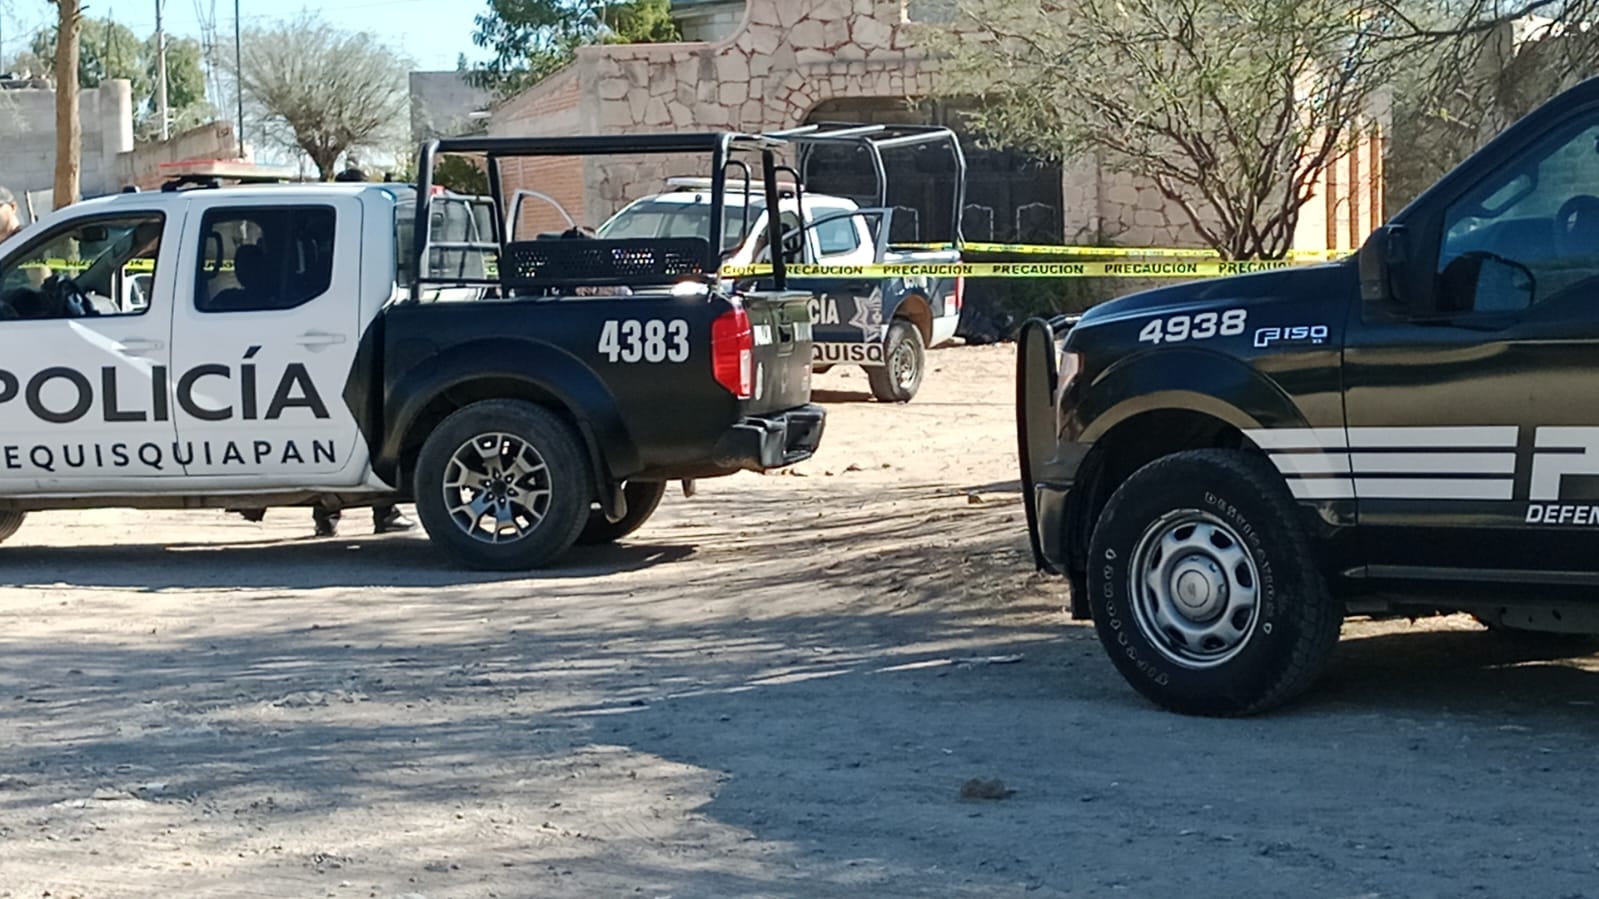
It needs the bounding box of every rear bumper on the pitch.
[713,403,827,471]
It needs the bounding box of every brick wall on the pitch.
[491,71,588,235]
[498,155,589,237]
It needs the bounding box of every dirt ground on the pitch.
[3,344,1599,899]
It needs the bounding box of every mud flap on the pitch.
[1015,317,1061,574]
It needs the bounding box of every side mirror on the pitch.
[1438,250,1535,315]
[1358,224,1409,305]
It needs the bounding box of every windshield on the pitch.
[0,214,164,317]
[597,198,764,250]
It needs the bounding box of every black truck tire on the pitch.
[413,400,590,571]
[867,319,925,403]
[0,511,26,544]
[1086,449,1342,716]
[577,480,667,545]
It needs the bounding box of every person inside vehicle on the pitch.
[208,242,274,310]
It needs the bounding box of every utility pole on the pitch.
[52,0,83,208]
[233,0,244,159]
[155,0,169,140]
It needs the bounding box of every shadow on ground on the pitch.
[6,482,1599,896]
[0,535,698,590]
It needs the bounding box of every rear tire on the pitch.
[413,400,590,571]
[0,511,25,543]
[1086,449,1342,716]
[867,319,925,403]
[577,480,667,545]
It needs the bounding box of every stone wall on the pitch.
[491,0,1372,255]
[1063,135,1385,254]
[493,0,938,227]
[0,80,135,205]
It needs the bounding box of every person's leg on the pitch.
[313,504,340,537]
[372,502,415,534]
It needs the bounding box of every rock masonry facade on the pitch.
[487,0,1380,253]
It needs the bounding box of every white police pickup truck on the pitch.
[0,132,826,568]
[597,123,968,402]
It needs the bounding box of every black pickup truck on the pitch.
[1018,76,1599,715]
[0,133,823,570]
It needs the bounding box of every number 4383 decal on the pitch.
[1138,309,1247,344]
[598,319,690,364]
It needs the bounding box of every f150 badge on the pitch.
[1254,325,1329,348]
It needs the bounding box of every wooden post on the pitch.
[52,0,83,209]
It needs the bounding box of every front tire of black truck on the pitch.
[1086,449,1342,716]
[577,480,667,545]
[0,510,26,544]
[413,400,590,571]
[867,319,925,403]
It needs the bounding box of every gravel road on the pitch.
[3,344,1598,899]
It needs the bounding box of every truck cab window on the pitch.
[197,206,336,313]
[815,214,862,257]
[0,214,164,320]
[751,210,808,263]
[1439,120,1599,314]
[597,198,763,253]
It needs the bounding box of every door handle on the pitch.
[296,331,347,351]
[119,337,165,355]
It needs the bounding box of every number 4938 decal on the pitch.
[598,319,690,364]
[1138,309,1247,344]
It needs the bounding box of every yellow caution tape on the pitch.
[721,259,1310,279]
[896,241,1346,262]
[27,258,164,273]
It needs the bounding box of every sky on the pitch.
[0,0,483,74]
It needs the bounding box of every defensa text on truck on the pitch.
[0,133,824,570]
[1018,76,1599,715]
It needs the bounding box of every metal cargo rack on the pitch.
[760,122,968,248]
[411,132,795,302]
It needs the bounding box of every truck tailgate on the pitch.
[741,289,815,416]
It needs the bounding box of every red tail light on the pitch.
[711,304,754,399]
[952,275,964,313]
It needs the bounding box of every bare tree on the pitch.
[926,0,1564,259]
[50,0,82,207]
[234,14,411,180]
[1388,0,1599,211]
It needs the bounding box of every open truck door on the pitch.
[750,123,969,403]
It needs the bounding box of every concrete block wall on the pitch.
[115,121,241,191]
[0,80,135,205]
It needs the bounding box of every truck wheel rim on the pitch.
[890,341,918,389]
[442,432,552,544]
[1128,509,1261,669]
